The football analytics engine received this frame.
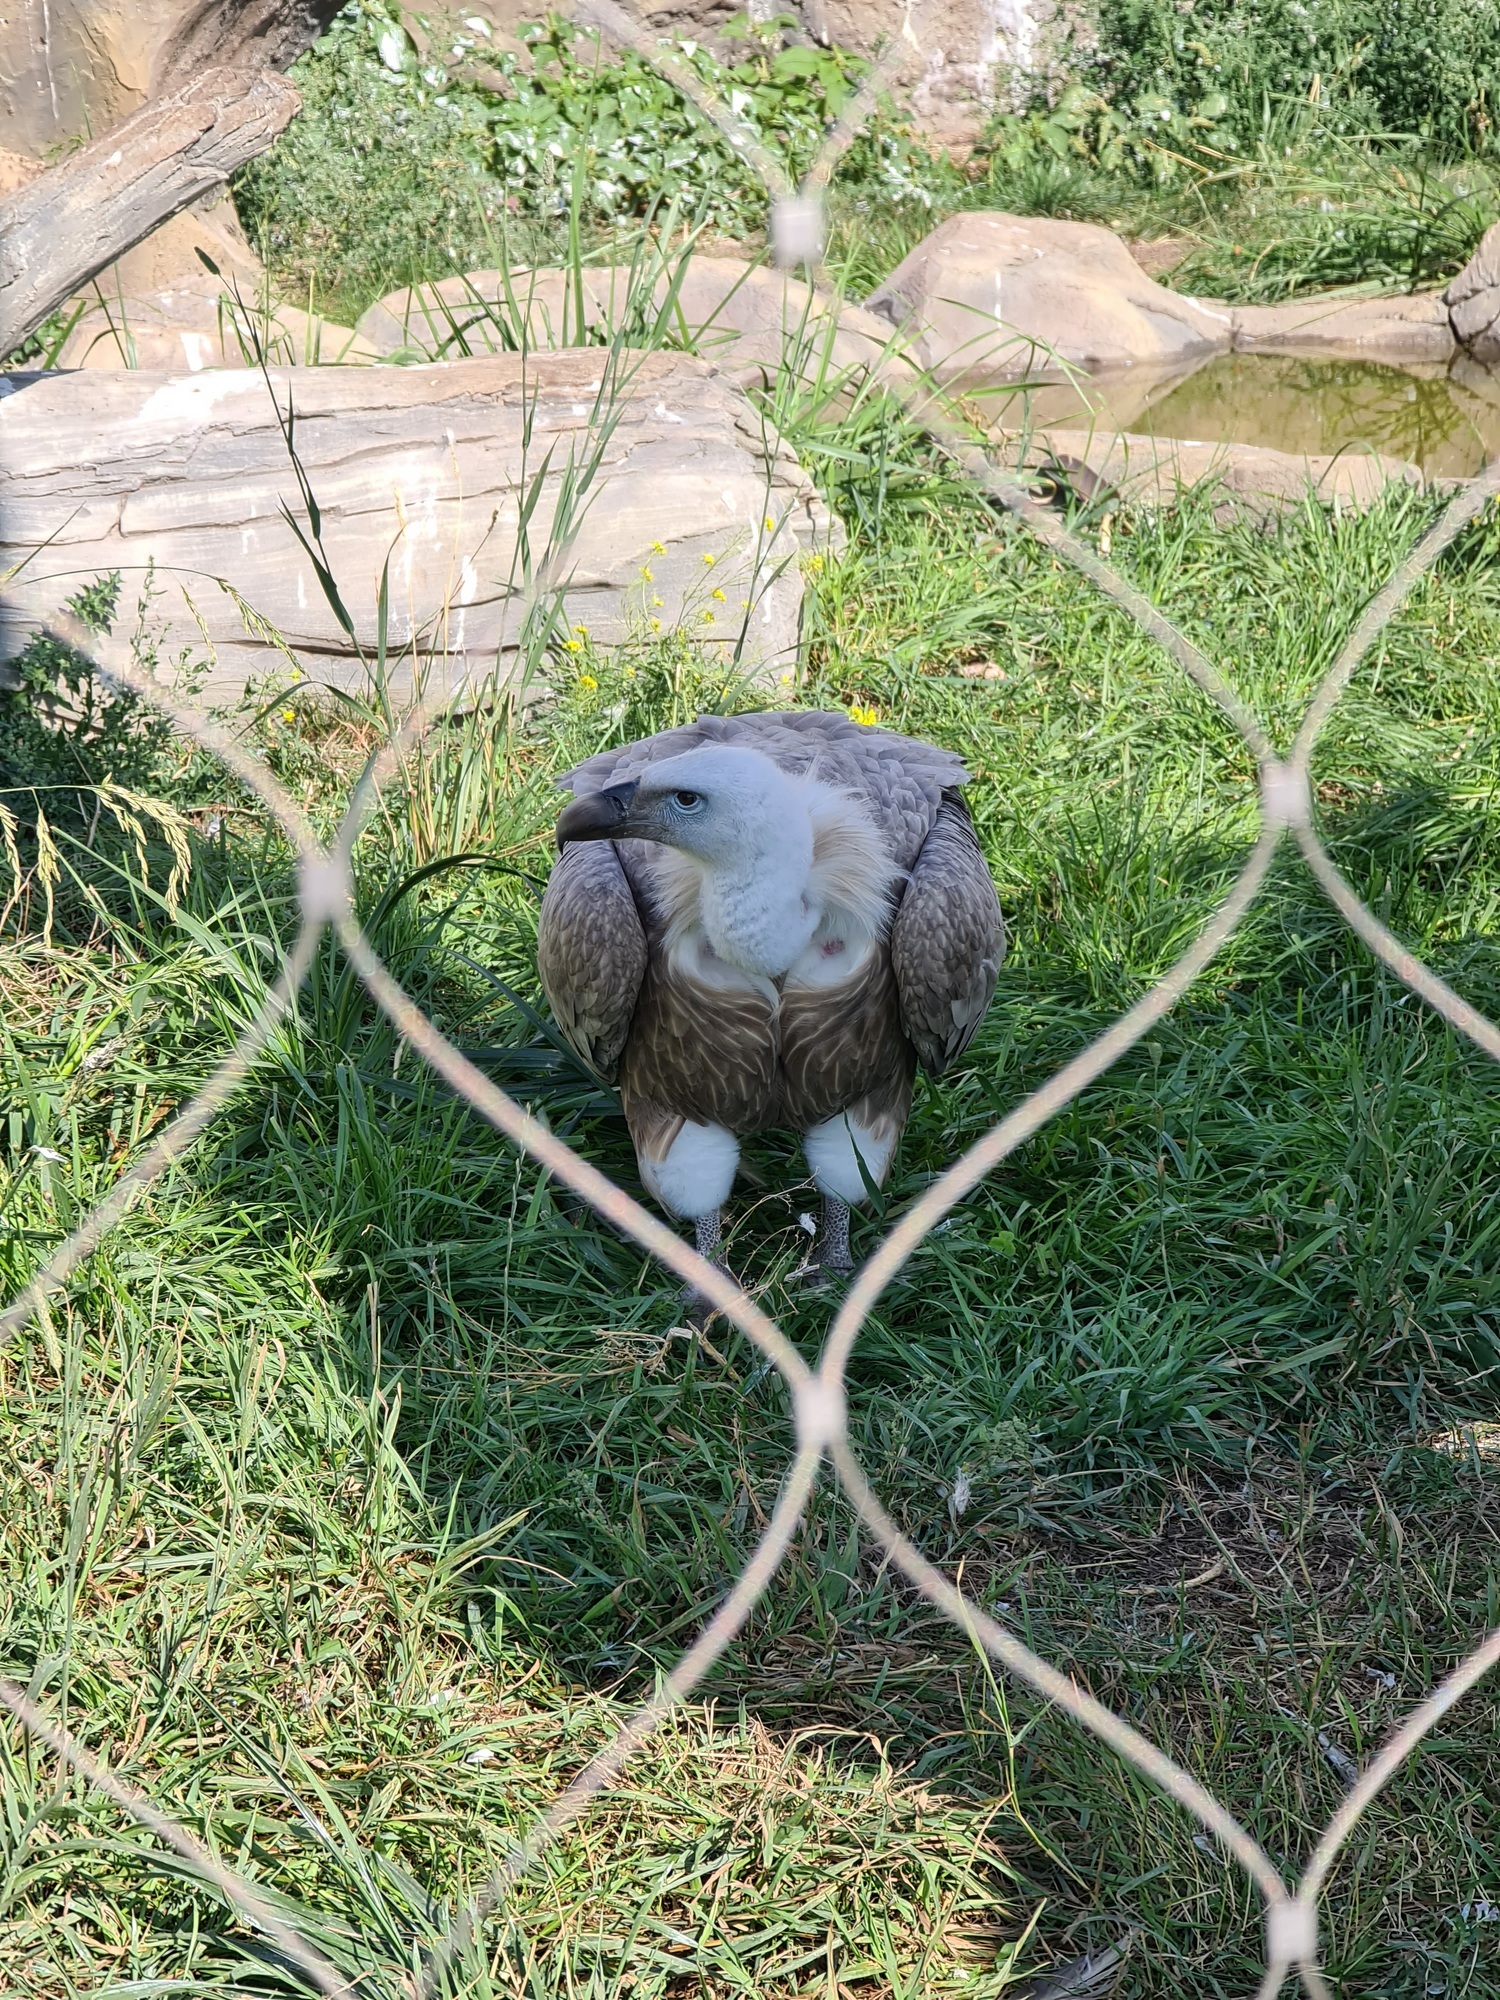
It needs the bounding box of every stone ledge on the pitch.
[0,351,836,700]
[1013,427,1423,519]
[1228,291,1456,365]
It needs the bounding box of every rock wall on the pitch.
[0,0,339,159]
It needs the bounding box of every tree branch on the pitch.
[0,65,299,358]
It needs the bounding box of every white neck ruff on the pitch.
[651,779,900,982]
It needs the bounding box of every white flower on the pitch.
[465,1747,496,1765]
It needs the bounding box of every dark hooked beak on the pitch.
[556,779,638,848]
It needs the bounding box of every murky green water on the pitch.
[1003,353,1500,482]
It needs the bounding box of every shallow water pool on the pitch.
[996,352,1500,482]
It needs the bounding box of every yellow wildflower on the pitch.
[702,552,716,567]
[651,594,664,608]
[651,618,661,631]
[763,514,775,532]
[651,540,666,555]
[572,622,588,635]
[639,565,654,582]
[578,672,598,689]
[711,588,726,602]
[563,638,583,652]
[281,707,296,724]
[848,704,879,727]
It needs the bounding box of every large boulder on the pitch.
[0,351,835,698]
[865,212,1230,384]
[1445,223,1500,364]
[357,257,912,392]
[50,188,377,370]
[1231,290,1456,364]
[54,284,379,371]
[357,267,632,357]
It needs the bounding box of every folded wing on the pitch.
[890,794,1005,1077]
[537,840,647,1082]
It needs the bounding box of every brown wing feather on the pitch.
[537,841,647,1083]
[889,793,1004,1077]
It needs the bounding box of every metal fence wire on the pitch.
[4,8,1500,1994]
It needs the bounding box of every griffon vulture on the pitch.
[537,709,1004,1309]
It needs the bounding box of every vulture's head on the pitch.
[556,745,815,873]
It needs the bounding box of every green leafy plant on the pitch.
[235,3,944,317]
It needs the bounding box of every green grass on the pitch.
[7,6,1500,1984]
[5,381,1500,1993]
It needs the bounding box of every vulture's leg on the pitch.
[682,1209,728,1331]
[634,1120,741,1328]
[797,1112,898,1283]
[789,1194,854,1283]
[815,1194,854,1275]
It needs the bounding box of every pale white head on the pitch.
[576,745,816,869]
[556,744,884,979]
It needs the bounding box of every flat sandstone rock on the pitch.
[1231,290,1455,364]
[0,351,835,699]
[357,257,912,392]
[53,194,377,371]
[56,278,379,371]
[1021,428,1422,517]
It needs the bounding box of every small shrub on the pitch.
[0,576,178,805]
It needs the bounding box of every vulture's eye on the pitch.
[672,790,704,811]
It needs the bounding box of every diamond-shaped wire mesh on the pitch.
[4,8,1500,1995]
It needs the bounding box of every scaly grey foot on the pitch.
[790,1196,856,1286]
[680,1210,730,1329]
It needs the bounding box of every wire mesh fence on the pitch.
[4,7,1500,1994]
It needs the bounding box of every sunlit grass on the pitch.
[5,300,1500,2000]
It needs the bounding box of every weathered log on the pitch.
[149,0,343,95]
[0,65,298,358]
